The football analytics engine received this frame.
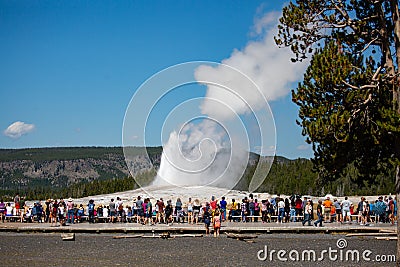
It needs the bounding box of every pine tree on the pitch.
[275,1,400,260]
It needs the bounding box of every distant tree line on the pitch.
[0,169,156,202]
[236,157,395,197]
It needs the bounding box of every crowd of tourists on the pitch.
[0,193,397,232]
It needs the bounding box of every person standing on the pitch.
[145,198,153,225]
[116,197,123,222]
[314,200,323,227]
[254,199,260,222]
[289,202,297,222]
[333,198,342,223]
[213,210,221,237]
[36,202,43,223]
[14,193,20,216]
[156,198,165,224]
[0,199,6,223]
[88,199,95,224]
[203,203,211,235]
[361,200,371,226]
[50,200,58,227]
[230,199,238,222]
[66,198,74,224]
[295,196,303,218]
[136,196,144,224]
[241,199,248,223]
[248,199,255,222]
[175,198,183,223]
[58,201,65,226]
[341,196,352,223]
[219,197,227,222]
[323,197,333,222]
[393,196,397,222]
[277,198,285,223]
[193,199,201,224]
[187,198,194,224]
[302,200,313,226]
[165,200,173,226]
[210,196,218,213]
[357,197,365,224]
[109,198,116,223]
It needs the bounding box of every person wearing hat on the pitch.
[66,198,75,224]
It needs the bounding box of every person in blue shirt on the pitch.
[88,199,95,223]
[219,197,227,222]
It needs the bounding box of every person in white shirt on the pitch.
[302,200,313,226]
[341,196,352,223]
[6,203,13,217]
[277,199,285,223]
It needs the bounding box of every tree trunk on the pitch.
[396,165,399,267]
[388,1,400,264]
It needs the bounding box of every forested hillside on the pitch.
[0,147,161,200]
[0,147,395,201]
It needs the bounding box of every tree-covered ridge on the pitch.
[0,146,162,162]
[0,147,162,197]
[237,156,395,197]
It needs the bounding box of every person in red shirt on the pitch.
[210,196,218,212]
[295,197,303,217]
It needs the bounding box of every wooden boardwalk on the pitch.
[0,221,397,235]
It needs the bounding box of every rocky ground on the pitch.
[0,232,396,267]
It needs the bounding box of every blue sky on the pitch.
[0,1,313,159]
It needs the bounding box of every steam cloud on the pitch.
[153,12,308,189]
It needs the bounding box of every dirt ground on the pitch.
[0,232,396,267]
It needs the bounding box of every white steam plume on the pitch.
[153,12,308,190]
[196,11,308,120]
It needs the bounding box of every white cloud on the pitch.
[3,121,35,139]
[195,12,309,120]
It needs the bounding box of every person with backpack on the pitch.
[36,202,43,223]
[219,197,227,222]
[203,203,211,235]
[164,200,173,226]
